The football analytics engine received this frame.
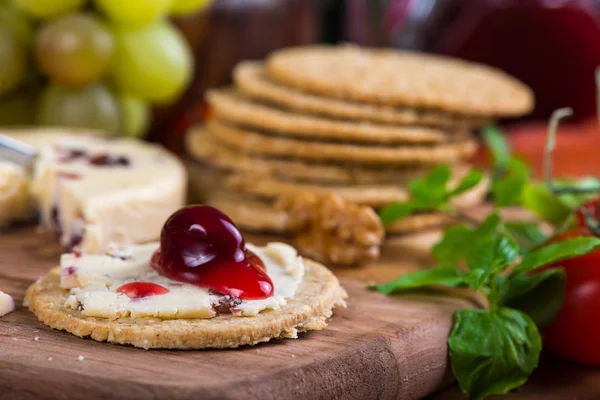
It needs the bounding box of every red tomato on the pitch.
[543,198,600,365]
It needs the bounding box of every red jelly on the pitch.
[117,282,170,299]
[152,205,274,300]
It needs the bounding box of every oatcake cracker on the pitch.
[224,174,410,208]
[25,263,347,350]
[266,45,534,117]
[186,127,471,184]
[386,212,455,235]
[211,196,294,233]
[210,196,457,236]
[207,89,454,144]
[234,62,489,128]
[207,119,478,166]
[211,168,488,234]
[223,169,488,209]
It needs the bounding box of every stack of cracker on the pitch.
[187,45,533,241]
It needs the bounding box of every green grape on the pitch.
[170,0,211,16]
[36,83,120,134]
[0,3,33,46]
[0,26,26,96]
[36,13,115,88]
[118,93,149,137]
[95,0,172,27]
[0,86,38,125]
[111,20,193,105]
[11,0,85,19]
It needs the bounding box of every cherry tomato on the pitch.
[542,198,600,365]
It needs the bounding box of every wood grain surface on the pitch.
[0,227,475,400]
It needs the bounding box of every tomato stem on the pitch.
[544,107,573,194]
[543,107,600,196]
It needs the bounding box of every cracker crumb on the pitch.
[77,355,85,361]
[47,357,53,361]
[12,337,17,341]
[34,337,40,341]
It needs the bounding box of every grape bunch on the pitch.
[0,0,211,137]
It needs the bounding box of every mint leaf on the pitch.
[553,177,600,208]
[494,235,520,270]
[482,125,510,175]
[378,203,415,225]
[466,235,496,271]
[478,213,502,235]
[370,266,465,294]
[462,269,490,291]
[379,164,473,225]
[499,268,565,330]
[505,221,547,251]
[522,183,573,225]
[410,164,451,207]
[432,214,502,268]
[556,176,600,193]
[492,158,529,207]
[451,169,484,196]
[432,225,472,267]
[514,237,600,275]
[466,234,519,273]
[448,308,541,400]
[482,126,532,209]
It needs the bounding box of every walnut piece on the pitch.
[277,191,385,266]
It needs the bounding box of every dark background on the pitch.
[154,0,600,147]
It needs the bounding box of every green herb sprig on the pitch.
[371,212,600,400]
[372,82,600,398]
[378,165,483,225]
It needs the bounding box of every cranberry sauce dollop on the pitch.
[151,205,274,300]
[117,282,170,299]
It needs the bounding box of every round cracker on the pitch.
[385,213,454,235]
[25,262,347,350]
[211,196,456,236]
[208,119,478,166]
[223,168,489,209]
[211,180,487,236]
[211,196,294,233]
[186,127,467,184]
[234,62,489,128]
[224,174,410,208]
[266,45,533,117]
[207,89,454,144]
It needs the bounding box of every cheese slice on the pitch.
[0,161,33,226]
[1,129,187,252]
[0,291,15,317]
[60,242,159,288]
[60,242,305,319]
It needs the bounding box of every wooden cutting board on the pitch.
[0,227,477,399]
